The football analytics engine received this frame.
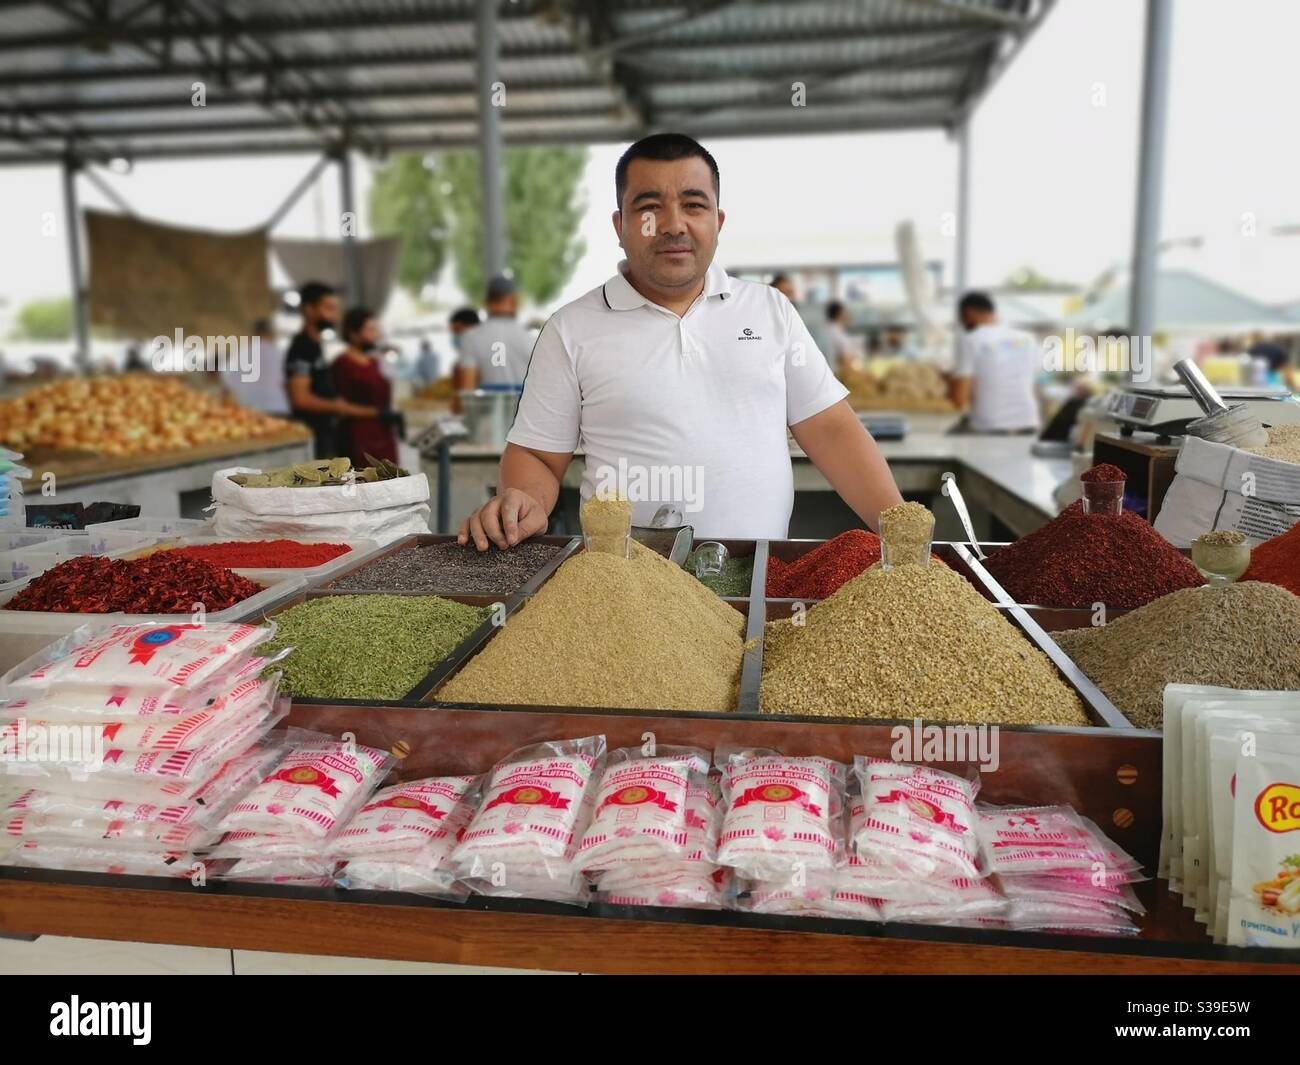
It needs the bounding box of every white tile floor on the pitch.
[0,936,575,975]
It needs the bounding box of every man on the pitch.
[459,133,901,548]
[822,300,861,377]
[222,318,287,414]
[949,291,1041,435]
[284,281,380,457]
[456,275,533,387]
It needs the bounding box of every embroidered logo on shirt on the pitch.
[737,327,763,341]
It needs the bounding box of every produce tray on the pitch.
[120,534,384,586]
[313,533,580,598]
[2,705,1292,973]
[244,588,525,706]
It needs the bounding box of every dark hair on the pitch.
[958,291,995,317]
[615,133,719,210]
[826,300,846,322]
[341,306,374,343]
[770,274,791,286]
[449,307,481,329]
[298,281,335,308]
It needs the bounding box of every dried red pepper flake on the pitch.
[983,500,1202,608]
[767,529,948,599]
[6,554,262,614]
[1242,522,1300,597]
[156,539,349,569]
[1080,462,1127,483]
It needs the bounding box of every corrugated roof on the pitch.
[0,0,1050,165]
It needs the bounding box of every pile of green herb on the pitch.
[685,548,754,597]
[265,594,489,700]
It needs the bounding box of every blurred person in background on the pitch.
[333,307,403,467]
[415,337,439,387]
[823,300,861,376]
[770,274,796,303]
[285,281,380,457]
[221,318,287,414]
[949,291,1040,435]
[1249,335,1296,392]
[456,275,533,388]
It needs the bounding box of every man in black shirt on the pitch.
[284,281,378,457]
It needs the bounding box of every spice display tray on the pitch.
[247,588,523,705]
[2,705,1293,974]
[313,533,581,599]
[121,534,384,586]
[0,573,306,674]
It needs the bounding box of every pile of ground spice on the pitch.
[761,562,1088,725]
[581,495,632,555]
[879,500,934,567]
[766,529,882,598]
[1245,424,1300,466]
[439,540,745,712]
[6,554,261,614]
[1055,581,1300,728]
[156,540,350,569]
[1080,463,1127,483]
[264,594,490,700]
[686,547,754,597]
[1243,522,1300,596]
[330,540,559,595]
[982,500,1202,608]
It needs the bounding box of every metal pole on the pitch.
[61,155,90,371]
[1128,0,1173,349]
[336,145,363,305]
[954,116,971,298]
[477,0,507,281]
[266,153,332,231]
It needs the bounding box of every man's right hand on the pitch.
[458,488,549,550]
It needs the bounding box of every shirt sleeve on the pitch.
[953,331,975,378]
[505,319,580,453]
[780,296,849,426]
[284,337,313,379]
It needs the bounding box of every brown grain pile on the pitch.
[1245,424,1300,466]
[1055,581,1300,729]
[438,540,745,712]
[760,562,1088,725]
[879,500,935,566]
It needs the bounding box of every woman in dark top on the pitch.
[332,307,398,467]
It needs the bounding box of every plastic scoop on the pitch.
[692,541,728,579]
[1174,359,1269,449]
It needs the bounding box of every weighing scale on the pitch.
[1102,384,1300,442]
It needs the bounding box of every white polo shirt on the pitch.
[954,323,1042,432]
[507,260,848,538]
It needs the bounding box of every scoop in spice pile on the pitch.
[229,455,407,487]
[761,560,1089,725]
[5,554,262,613]
[982,464,1202,608]
[264,594,490,700]
[439,540,746,712]
[1054,581,1300,729]
[686,546,754,597]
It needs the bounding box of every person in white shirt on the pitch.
[822,300,862,377]
[458,132,902,547]
[456,275,534,387]
[949,291,1041,434]
[221,318,288,415]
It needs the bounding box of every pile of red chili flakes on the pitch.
[156,539,349,569]
[7,554,262,613]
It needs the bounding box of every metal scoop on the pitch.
[940,472,985,560]
[1174,358,1269,449]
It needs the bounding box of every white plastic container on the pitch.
[123,535,382,586]
[87,515,213,539]
[0,574,304,673]
[0,533,156,587]
[0,531,64,552]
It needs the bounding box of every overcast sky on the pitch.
[0,0,1296,318]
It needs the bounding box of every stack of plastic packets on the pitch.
[577,745,728,910]
[0,448,28,528]
[206,732,396,887]
[0,622,290,878]
[978,804,1145,935]
[843,757,1003,926]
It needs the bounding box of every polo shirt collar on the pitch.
[603,258,732,312]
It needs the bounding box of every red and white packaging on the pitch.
[852,757,984,879]
[997,874,1146,915]
[5,809,217,851]
[453,736,604,906]
[592,776,723,891]
[597,867,731,911]
[978,805,1143,879]
[743,872,880,921]
[5,838,198,877]
[340,852,470,900]
[221,855,336,886]
[217,732,395,842]
[878,876,1006,923]
[577,746,709,872]
[330,775,479,860]
[716,750,846,880]
[2,622,275,700]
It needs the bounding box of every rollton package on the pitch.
[452,735,605,905]
[1228,732,1300,948]
[576,746,710,872]
[715,751,846,880]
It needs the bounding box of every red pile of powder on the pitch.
[1080,463,1128,483]
[982,500,1202,608]
[7,554,262,613]
[159,539,349,569]
[1242,523,1300,597]
[766,530,883,599]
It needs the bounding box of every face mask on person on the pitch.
[451,333,463,352]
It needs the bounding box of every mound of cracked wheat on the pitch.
[760,561,1089,725]
[1054,581,1300,729]
[437,540,746,712]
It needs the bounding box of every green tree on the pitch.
[371,146,588,306]
[13,297,72,340]
[369,153,449,299]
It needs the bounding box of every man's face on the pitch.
[613,156,724,293]
[309,294,340,331]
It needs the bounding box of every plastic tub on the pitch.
[0,533,156,586]
[0,531,64,552]
[87,515,213,539]
[0,574,305,673]
[123,536,382,586]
